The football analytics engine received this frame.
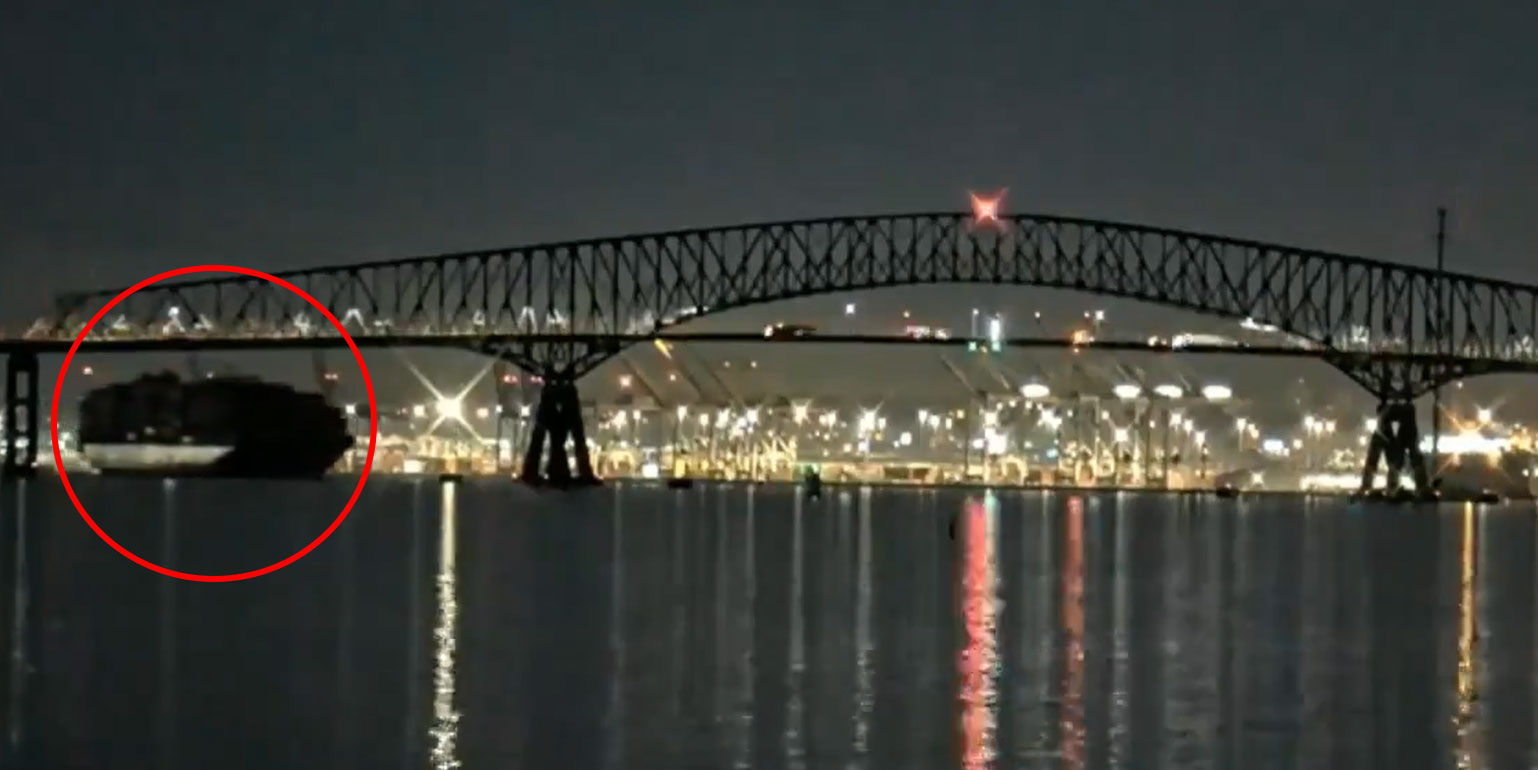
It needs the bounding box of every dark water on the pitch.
[1,478,1535,769]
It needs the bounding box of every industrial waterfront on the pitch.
[3,477,1535,768]
[22,328,1538,499]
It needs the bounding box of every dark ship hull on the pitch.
[77,372,353,479]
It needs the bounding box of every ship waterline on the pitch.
[80,443,236,473]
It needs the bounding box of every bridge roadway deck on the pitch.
[0,333,1523,372]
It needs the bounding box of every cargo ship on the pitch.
[77,372,353,478]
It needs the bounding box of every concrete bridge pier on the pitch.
[518,378,599,488]
[1359,399,1430,496]
[2,352,39,480]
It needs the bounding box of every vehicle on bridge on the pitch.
[76,372,353,478]
[763,322,816,339]
[1171,333,1240,349]
[903,324,951,340]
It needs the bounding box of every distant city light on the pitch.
[1422,432,1508,455]
[1201,384,1233,401]
[1019,382,1050,400]
[436,397,463,420]
[844,303,856,316]
[343,403,356,416]
[858,409,879,433]
[1038,409,1062,429]
[412,404,427,418]
[1477,407,1493,423]
[619,375,633,389]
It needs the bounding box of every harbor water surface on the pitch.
[2,478,1535,769]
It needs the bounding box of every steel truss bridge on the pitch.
[7,210,1538,491]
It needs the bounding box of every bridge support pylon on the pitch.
[3,352,40,480]
[518,378,599,488]
[1358,399,1430,497]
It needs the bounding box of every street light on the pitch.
[436,397,463,420]
[858,409,878,434]
[1113,384,1142,400]
[1201,384,1232,401]
[1477,407,1493,424]
[1153,384,1183,399]
[1020,382,1050,400]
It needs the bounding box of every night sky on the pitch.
[3,0,1536,413]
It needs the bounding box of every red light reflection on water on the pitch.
[958,497,999,770]
[1061,496,1086,769]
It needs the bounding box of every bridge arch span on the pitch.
[51,211,1538,384]
[31,210,1538,488]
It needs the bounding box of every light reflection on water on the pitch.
[958,493,1000,770]
[429,481,461,770]
[1062,495,1086,769]
[0,478,1536,769]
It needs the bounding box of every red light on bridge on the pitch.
[969,189,1007,227]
